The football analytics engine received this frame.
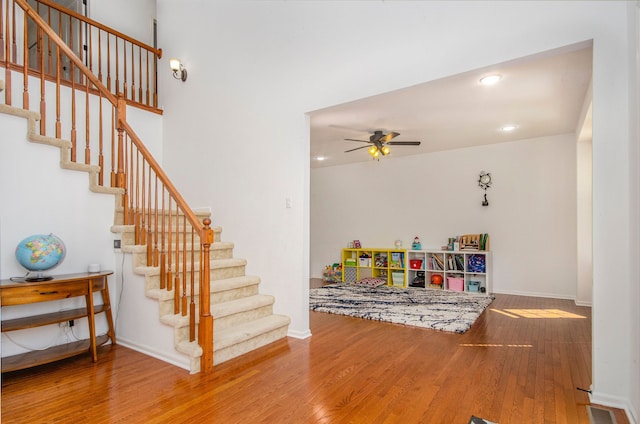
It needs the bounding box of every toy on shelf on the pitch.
[412,236,422,250]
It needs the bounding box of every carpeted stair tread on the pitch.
[211,275,260,293]
[213,294,275,319]
[159,294,274,328]
[214,314,291,351]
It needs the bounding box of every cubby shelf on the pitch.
[341,248,406,287]
[406,250,492,295]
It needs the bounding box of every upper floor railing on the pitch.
[2,0,162,113]
[2,0,215,373]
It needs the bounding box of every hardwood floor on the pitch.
[1,294,629,423]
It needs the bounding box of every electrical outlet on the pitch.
[113,239,121,249]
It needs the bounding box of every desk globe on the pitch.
[15,234,66,281]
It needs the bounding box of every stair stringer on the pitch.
[0,103,124,197]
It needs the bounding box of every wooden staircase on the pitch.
[111,210,290,373]
[0,0,290,373]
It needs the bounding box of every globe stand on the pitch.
[24,272,54,282]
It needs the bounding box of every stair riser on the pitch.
[121,230,223,247]
[114,209,212,226]
[133,248,233,268]
[213,325,289,365]
[143,263,246,291]
[133,247,234,270]
[172,304,274,344]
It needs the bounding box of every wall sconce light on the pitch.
[169,58,187,82]
[478,171,492,206]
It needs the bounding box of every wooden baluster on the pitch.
[115,95,126,188]
[146,165,152,265]
[11,0,16,63]
[106,32,111,91]
[4,0,11,105]
[190,227,196,341]
[97,29,102,84]
[130,42,134,101]
[39,26,46,135]
[153,175,159,267]
[55,45,61,137]
[35,1,40,70]
[88,20,92,74]
[140,159,146,246]
[123,130,132,225]
[174,204,181,315]
[181,213,187,316]
[98,91,104,186]
[0,0,5,62]
[166,197,173,292]
[110,104,115,186]
[77,12,82,84]
[46,5,52,75]
[200,218,214,373]
[145,50,150,106]
[138,46,142,104]
[22,10,28,109]
[153,48,158,108]
[159,187,166,290]
[84,80,90,164]
[122,40,127,99]
[114,37,119,95]
[134,151,140,244]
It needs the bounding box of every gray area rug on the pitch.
[309,284,494,334]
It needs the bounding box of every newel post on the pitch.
[199,218,214,372]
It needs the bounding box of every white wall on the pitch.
[312,134,577,299]
[0,111,116,356]
[156,0,637,417]
[576,138,593,305]
[89,0,156,47]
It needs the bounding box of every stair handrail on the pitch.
[13,0,215,372]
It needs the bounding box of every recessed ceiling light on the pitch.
[479,74,502,86]
[315,156,327,161]
[500,124,517,132]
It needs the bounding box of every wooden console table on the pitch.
[0,271,116,372]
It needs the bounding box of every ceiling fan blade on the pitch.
[344,145,371,153]
[344,138,371,143]
[387,141,421,146]
[379,131,400,143]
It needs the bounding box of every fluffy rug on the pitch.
[309,283,494,334]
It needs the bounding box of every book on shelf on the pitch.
[390,252,404,268]
[432,254,445,269]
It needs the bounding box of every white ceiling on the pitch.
[309,42,593,169]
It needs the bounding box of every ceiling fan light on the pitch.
[368,146,378,155]
[381,146,390,156]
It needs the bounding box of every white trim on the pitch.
[492,289,578,301]
[575,300,593,307]
[117,338,190,371]
[287,329,312,339]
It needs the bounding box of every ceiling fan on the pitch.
[344,130,421,159]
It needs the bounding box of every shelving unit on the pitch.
[406,250,492,295]
[341,248,406,287]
